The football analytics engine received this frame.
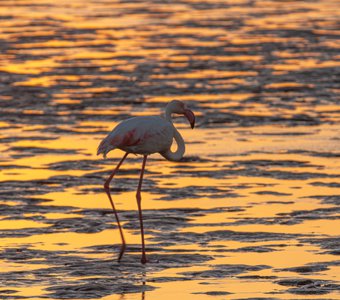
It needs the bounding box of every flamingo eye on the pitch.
[178,101,185,109]
[170,99,185,112]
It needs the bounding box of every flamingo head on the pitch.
[167,100,195,129]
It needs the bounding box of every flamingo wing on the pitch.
[97,116,174,157]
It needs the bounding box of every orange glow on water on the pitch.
[1,0,339,299]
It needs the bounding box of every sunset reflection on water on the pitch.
[0,0,339,299]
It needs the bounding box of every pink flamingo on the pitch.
[97,100,195,264]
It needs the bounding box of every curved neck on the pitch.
[165,108,172,122]
[161,128,185,161]
[161,108,185,161]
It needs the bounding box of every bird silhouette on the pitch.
[97,100,195,263]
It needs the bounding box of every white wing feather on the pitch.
[97,116,174,157]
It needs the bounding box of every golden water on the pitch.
[0,0,339,299]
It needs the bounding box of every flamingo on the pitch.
[97,100,195,264]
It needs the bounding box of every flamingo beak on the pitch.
[184,109,195,129]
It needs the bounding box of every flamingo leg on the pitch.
[136,155,148,264]
[104,152,128,262]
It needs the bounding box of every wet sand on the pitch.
[0,0,339,299]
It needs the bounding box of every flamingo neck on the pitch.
[161,128,185,161]
[165,107,173,122]
[161,107,185,161]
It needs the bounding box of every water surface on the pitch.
[0,0,339,299]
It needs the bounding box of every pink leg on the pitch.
[136,155,148,264]
[104,152,128,262]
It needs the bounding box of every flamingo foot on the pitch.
[117,244,126,262]
[141,255,148,264]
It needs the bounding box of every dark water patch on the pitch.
[0,246,212,298]
[154,185,239,200]
[285,150,340,158]
[0,179,65,201]
[233,159,317,168]
[264,201,294,205]
[45,217,115,234]
[0,206,247,239]
[0,247,76,264]
[7,146,82,158]
[206,213,319,226]
[0,227,55,238]
[0,164,30,170]
[44,171,145,191]
[41,126,105,135]
[0,289,18,295]
[275,278,340,295]
[277,206,340,223]
[232,183,277,190]
[193,291,232,295]
[279,265,328,274]
[0,136,58,143]
[306,195,340,205]
[46,282,155,299]
[252,27,340,39]
[277,260,340,274]
[0,180,62,202]
[84,244,213,265]
[0,202,74,217]
[181,264,271,279]
[301,237,340,255]
[237,275,278,280]
[77,172,157,194]
[152,229,299,245]
[202,111,322,127]
[230,246,278,253]
[78,186,129,194]
[179,155,214,163]
[1,68,336,129]
[46,159,106,171]
[146,253,212,267]
[42,124,130,135]
[126,214,192,232]
[0,256,154,297]
[215,217,285,226]
[309,182,340,188]
[120,207,243,232]
[0,201,321,242]
[0,112,53,129]
[0,294,27,300]
[276,278,321,287]
[252,191,291,196]
[256,131,312,136]
[0,212,117,238]
[87,165,162,177]
[230,168,338,180]
[84,244,165,256]
[5,197,52,205]
[177,166,338,180]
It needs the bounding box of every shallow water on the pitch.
[0,0,339,299]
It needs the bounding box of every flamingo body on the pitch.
[97,116,174,157]
[97,100,195,263]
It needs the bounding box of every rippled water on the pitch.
[0,0,339,299]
